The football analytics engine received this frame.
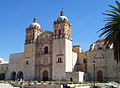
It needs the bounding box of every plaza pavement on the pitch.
[0,83,19,88]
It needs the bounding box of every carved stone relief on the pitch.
[43,56,48,64]
[96,60,104,68]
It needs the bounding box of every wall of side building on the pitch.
[77,53,87,72]
[0,64,8,73]
[6,53,24,80]
[0,58,9,74]
[87,49,120,82]
[72,45,87,72]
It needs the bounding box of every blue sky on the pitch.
[0,0,117,61]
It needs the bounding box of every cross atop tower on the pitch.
[33,18,37,23]
[60,10,64,16]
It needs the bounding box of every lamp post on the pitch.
[92,61,96,88]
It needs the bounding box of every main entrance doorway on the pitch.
[43,70,48,81]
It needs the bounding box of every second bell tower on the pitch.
[53,11,72,40]
[52,11,73,80]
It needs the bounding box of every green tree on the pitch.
[98,0,120,63]
[0,72,5,80]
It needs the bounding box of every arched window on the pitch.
[83,59,86,64]
[26,61,29,65]
[55,30,57,35]
[58,58,62,63]
[59,30,61,37]
[44,46,48,54]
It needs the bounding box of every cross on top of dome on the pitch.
[33,17,37,23]
[60,10,64,16]
[57,10,68,22]
[29,18,41,29]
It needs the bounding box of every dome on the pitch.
[29,22,41,28]
[95,38,105,44]
[57,16,68,22]
[90,38,113,51]
[29,18,41,29]
[57,10,69,22]
[90,38,105,51]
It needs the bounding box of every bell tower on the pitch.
[25,18,43,44]
[24,18,43,80]
[53,11,72,40]
[52,11,72,80]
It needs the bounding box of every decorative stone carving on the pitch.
[95,53,104,59]
[43,56,48,64]
[96,60,104,68]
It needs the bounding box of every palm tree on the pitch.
[98,0,120,63]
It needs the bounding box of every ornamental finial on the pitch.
[60,9,64,16]
[33,18,37,23]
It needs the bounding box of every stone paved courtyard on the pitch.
[0,82,120,88]
[0,83,19,88]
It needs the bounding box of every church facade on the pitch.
[5,11,120,82]
[6,11,80,81]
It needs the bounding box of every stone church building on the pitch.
[5,11,120,82]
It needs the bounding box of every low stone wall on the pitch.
[23,83,61,88]
[65,71,85,82]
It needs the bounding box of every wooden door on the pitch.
[97,70,103,82]
[43,70,48,81]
